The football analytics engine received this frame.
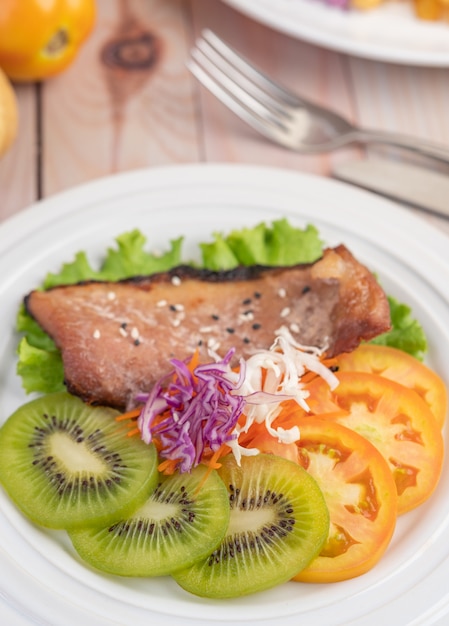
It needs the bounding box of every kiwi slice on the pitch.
[68,464,230,577]
[0,392,158,529]
[172,453,329,598]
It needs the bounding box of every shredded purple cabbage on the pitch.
[137,349,246,473]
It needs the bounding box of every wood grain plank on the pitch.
[42,0,200,198]
[0,84,37,222]
[349,59,449,148]
[189,0,361,175]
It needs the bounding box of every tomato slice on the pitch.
[305,372,444,515]
[335,344,447,428]
[291,417,397,583]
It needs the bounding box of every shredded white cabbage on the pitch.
[232,325,339,457]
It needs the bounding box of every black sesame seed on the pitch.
[169,304,177,311]
[211,314,220,320]
[134,339,140,346]
[242,298,252,305]
[302,285,311,294]
[121,322,127,329]
[226,327,235,334]
[243,337,251,344]
[252,323,261,330]
[254,291,262,298]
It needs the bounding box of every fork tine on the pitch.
[187,44,294,143]
[188,29,313,149]
[190,46,288,127]
[195,36,293,121]
[188,52,291,148]
[201,29,302,109]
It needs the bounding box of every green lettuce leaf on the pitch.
[369,296,427,361]
[16,338,65,394]
[200,219,323,270]
[43,230,184,288]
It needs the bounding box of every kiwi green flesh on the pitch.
[172,454,330,598]
[68,465,230,577]
[0,393,158,530]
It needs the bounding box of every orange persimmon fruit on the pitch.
[0,0,96,82]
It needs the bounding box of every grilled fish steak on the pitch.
[25,245,390,409]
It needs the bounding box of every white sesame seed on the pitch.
[280,307,291,318]
[156,299,167,307]
[93,329,101,339]
[199,326,213,333]
[239,311,254,322]
[278,288,286,298]
[131,327,139,340]
[119,327,128,337]
[171,318,181,327]
[171,275,181,286]
[207,338,221,351]
[290,322,300,333]
[173,303,184,311]
[107,291,116,301]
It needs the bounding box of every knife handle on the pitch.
[333,158,449,219]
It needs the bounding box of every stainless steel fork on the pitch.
[188,29,449,163]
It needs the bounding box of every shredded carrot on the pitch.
[127,427,140,438]
[157,458,179,475]
[115,408,141,422]
[195,442,231,494]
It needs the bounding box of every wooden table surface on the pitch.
[1,0,449,238]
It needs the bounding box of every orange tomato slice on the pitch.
[305,372,444,515]
[335,344,447,428]
[292,417,397,583]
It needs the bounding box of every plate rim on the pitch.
[221,0,449,66]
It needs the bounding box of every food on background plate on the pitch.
[321,0,449,22]
[24,244,391,410]
[0,218,445,598]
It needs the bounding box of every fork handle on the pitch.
[351,129,449,165]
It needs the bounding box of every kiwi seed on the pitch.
[0,392,159,529]
[68,464,230,577]
[172,453,329,598]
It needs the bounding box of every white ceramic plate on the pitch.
[222,0,449,66]
[1,163,449,626]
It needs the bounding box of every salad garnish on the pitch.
[131,326,339,473]
[136,348,246,473]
